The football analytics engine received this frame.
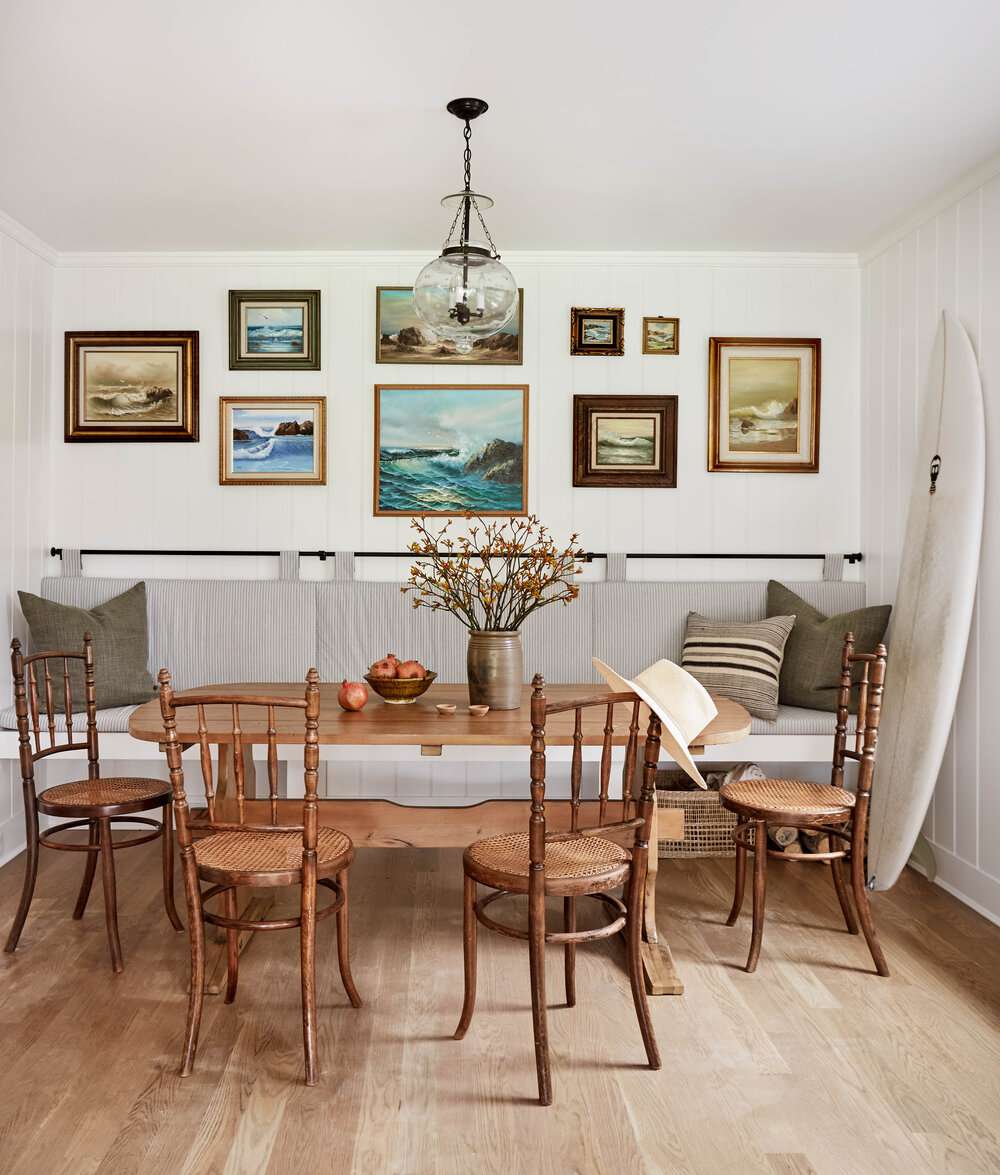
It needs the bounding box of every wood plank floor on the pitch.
[1,840,999,1175]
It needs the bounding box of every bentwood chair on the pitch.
[157,668,361,1086]
[5,635,182,973]
[454,674,661,1105]
[719,633,889,977]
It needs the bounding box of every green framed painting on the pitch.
[375,287,523,364]
[228,290,321,370]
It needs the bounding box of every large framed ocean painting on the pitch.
[375,287,523,364]
[228,290,321,370]
[219,397,326,485]
[374,384,528,516]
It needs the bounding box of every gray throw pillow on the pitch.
[681,612,795,721]
[17,583,156,711]
[766,580,891,711]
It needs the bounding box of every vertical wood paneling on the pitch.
[863,175,1000,918]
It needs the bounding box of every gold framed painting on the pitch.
[570,307,624,356]
[64,330,199,442]
[642,316,679,355]
[375,286,524,364]
[708,337,821,473]
[374,384,528,516]
[219,396,326,486]
[228,290,321,370]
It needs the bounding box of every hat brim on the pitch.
[593,657,710,789]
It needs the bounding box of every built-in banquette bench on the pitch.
[1,572,864,771]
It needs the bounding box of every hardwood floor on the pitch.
[1,838,999,1174]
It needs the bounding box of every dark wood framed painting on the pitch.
[570,307,624,356]
[228,290,321,370]
[375,286,524,364]
[573,395,677,487]
[708,337,821,472]
[64,330,199,442]
[374,384,528,516]
[219,396,326,485]
[642,316,679,355]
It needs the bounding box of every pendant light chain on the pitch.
[440,118,501,260]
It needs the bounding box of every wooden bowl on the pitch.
[435,703,457,715]
[364,671,436,705]
[468,704,490,717]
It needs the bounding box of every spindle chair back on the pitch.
[11,635,99,779]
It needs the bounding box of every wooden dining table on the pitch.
[129,682,752,996]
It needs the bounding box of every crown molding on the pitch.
[860,148,1000,264]
[0,208,58,266]
[53,247,859,270]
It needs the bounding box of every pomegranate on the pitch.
[368,657,398,679]
[338,680,368,711]
[396,659,427,679]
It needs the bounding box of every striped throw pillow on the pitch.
[681,612,795,721]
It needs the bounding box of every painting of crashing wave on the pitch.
[228,290,321,370]
[65,331,199,442]
[219,397,326,485]
[374,384,528,515]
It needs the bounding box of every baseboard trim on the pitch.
[908,845,1000,929]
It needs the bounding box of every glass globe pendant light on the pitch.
[413,98,517,356]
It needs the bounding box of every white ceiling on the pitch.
[2,0,1000,254]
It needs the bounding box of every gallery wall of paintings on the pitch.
[46,255,860,581]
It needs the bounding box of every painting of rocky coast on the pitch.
[220,397,326,485]
[376,287,523,364]
[375,385,528,515]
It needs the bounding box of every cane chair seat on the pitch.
[37,776,171,817]
[194,826,354,885]
[464,832,631,895]
[720,778,855,824]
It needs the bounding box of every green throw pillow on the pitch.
[766,581,891,711]
[17,583,156,711]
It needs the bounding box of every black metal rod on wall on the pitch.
[50,546,864,565]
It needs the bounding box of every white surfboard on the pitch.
[867,311,985,891]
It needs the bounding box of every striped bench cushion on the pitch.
[681,612,795,721]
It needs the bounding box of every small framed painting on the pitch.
[64,330,199,442]
[374,384,528,516]
[228,290,321,370]
[570,307,624,356]
[375,286,524,364]
[642,316,679,355]
[573,395,678,487]
[219,397,326,485]
[708,337,821,472]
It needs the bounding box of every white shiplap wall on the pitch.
[0,217,54,862]
[861,170,1000,920]
[47,253,861,586]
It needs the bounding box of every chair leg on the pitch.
[454,873,478,1040]
[335,868,362,1008]
[563,897,577,1008]
[223,886,239,1004]
[5,801,40,953]
[161,805,183,932]
[626,863,661,1069]
[98,818,123,974]
[850,851,890,977]
[745,819,768,974]
[528,880,551,1106]
[726,826,748,926]
[72,820,99,921]
[831,854,859,934]
[179,849,205,1077]
[301,864,319,1086]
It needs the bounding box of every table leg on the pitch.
[640,791,684,996]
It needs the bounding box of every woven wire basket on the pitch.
[656,768,740,859]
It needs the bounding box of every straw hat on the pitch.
[592,657,718,789]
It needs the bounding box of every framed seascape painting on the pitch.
[219,396,326,485]
[570,307,624,356]
[573,395,678,487]
[374,384,528,516]
[375,286,524,364]
[228,290,321,370]
[64,330,199,442]
[642,316,679,355]
[708,337,821,473]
